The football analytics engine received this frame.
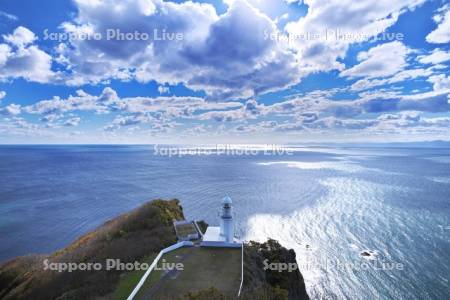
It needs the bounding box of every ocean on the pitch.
[0,145,449,299]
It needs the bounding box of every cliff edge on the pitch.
[0,199,309,300]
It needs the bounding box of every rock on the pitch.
[242,239,310,300]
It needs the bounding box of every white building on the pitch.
[201,196,241,248]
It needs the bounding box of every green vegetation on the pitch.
[196,220,208,234]
[181,287,226,299]
[133,247,193,299]
[136,247,241,299]
[0,199,184,300]
[112,253,157,300]
[241,239,309,300]
[181,286,289,300]
[0,200,309,300]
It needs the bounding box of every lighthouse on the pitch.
[220,196,234,243]
[200,196,240,248]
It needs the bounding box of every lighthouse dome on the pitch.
[222,196,232,205]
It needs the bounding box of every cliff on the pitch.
[241,239,309,300]
[183,239,309,300]
[0,199,184,300]
[0,199,309,300]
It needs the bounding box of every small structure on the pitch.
[201,196,241,248]
[173,220,200,241]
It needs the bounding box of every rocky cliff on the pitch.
[0,199,309,300]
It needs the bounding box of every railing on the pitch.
[237,241,244,297]
[127,241,194,300]
[193,221,204,237]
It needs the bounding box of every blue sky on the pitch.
[0,0,449,144]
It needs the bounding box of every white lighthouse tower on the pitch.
[220,196,234,243]
[200,196,240,248]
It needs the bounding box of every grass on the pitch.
[113,247,194,299]
[0,199,183,300]
[135,246,242,299]
[134,247,193,299]
[112,253,157,300]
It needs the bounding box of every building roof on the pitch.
[222,196,232,205]
[201,226,241,248]
[202,226,226,243]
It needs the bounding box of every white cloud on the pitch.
[418,49,450,64]
[426,5,450,44]
[25,87,246,131]
[5,82,450,141]
[0,44,11,66]
[363,90,450,113]
[2,0,449,142]
[374,112,450,132]
[285,0,424,74]
[265,87,450,118]
[40,113,62,123]
[63,117,81,127]
[0,0,428,102]
[157,85,170,94]
[121,95,243,116]
[262,109,450,136]
[340,41,409,79]
[196,99,265,122]
[0,11,18,21]
[350,68,432,91]
[0,27,55,83]
[56,0,302,99]
[0,45,54,83]
[428,74,450,92]
[112,114,152,127]
[25,87,119,115]
[1,104,21,116]
[3,26,36,47]
[0,91,5,101]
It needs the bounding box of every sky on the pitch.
[0,0,449,144]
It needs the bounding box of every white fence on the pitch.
[193,221,204,237]
[238,242,244,297]
[127,241,194,300]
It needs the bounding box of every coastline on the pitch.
[0,199,309,300]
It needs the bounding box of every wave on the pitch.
[257,160,369,173]
[243,177,449,299]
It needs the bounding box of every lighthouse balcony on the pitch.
[200,226,241,248]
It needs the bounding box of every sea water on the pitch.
[0,145,449,299]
